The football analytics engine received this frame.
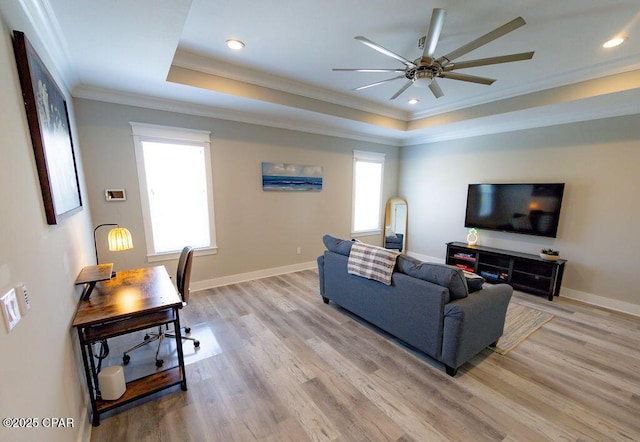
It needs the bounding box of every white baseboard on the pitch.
[404,251,444,263]
[191,261,317,292]
[560,287,640,317]
[78,405,90,442]
[191,256,640,317]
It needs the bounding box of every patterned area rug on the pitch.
[491,303,554,355]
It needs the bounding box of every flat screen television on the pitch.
[464,183,565,238]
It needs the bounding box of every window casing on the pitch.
[352,150,385,235]
[131,122,217,261]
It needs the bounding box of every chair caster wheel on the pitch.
[123,354,130,365]
[155,359,164,367]
[194,340,200,348]
[185,327,191,334]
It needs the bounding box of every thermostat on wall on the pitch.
[105,189,126,201]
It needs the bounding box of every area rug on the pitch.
[491,303,554,355]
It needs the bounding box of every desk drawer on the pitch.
[81,309,177,342]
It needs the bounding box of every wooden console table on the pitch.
[72,266,187,426]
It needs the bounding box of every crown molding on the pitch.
[411,54,640,121]
[172,49,410,121]
[72,85,402,146]
[18,0,77,91]
[402,91,640,146]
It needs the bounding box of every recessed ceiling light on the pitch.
[408,98,420,105]
[226,39,245,50]
[603,37,626,48]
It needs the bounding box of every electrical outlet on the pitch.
[1,289,21,332]
[296,247,302,255]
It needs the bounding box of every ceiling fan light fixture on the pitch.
[226,39,245,50]
[603,37,626,48]
[413,70,433,87]
[408,98,420,105]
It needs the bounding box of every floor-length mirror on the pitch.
[384,197,407,252]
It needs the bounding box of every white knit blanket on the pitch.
[347,242,400,285]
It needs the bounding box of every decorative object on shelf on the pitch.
[466,228,478,246]
[93,224,133,275]
[540,248,560,261]
[12,31,82,225]
[262,162,323,191]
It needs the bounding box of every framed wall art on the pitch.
[262,162,323,191]
[12,30,82,225]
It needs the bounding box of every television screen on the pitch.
[464,183,565,238]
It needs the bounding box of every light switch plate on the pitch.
[1,289,21,332]
[16,284,30,315]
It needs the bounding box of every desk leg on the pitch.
[173,309,188,391]
[78,331,101,426]
[81,281,97,301]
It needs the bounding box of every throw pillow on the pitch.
[395,255,469,300]
[462,270,485,293]
[322,234,354,256]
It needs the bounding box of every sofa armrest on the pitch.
[440,283,512,370]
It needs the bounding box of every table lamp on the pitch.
[93,223,133,271]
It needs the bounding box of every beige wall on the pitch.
[400,115,640,312]
[74,98,399,286]
[0,6,95,442]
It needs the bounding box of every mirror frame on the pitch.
[383,197,407,252]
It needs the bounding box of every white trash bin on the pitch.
[98,365,126,400]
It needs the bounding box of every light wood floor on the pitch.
[90,269,640,441]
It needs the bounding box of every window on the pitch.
[352,150,385,235]
[131,122,217,261]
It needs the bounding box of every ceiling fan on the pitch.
[333,8,534,100]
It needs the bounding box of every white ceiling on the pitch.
[29,0,640,145]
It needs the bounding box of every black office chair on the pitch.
[122,246,200,367]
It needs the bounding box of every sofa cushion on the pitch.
[396,255,469,300]
[322,234,354,256]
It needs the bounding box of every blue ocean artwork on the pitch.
[262,162,323,191]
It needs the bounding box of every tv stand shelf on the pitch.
[446,242,566,301]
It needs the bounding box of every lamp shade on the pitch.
[107,227,133,252]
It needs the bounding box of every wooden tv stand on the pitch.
[446,242,566,301]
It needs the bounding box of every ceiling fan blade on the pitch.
[333,68,406,73]
[429,79,444,98]
[440,72,495,85]
[355,36,416,68]
[438,16,527,65]
[353,75,406,91]
[442,51,534,71]
[423,8,447,58]
[390,80,414,100]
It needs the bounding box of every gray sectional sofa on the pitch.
[317,235,513,376]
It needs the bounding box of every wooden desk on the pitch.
[72,266,187,426]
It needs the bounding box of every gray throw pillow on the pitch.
[322,234,354,256]
[462,270,485,293]
[395,255,469,300]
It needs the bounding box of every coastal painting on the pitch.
[262,162,323,191]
